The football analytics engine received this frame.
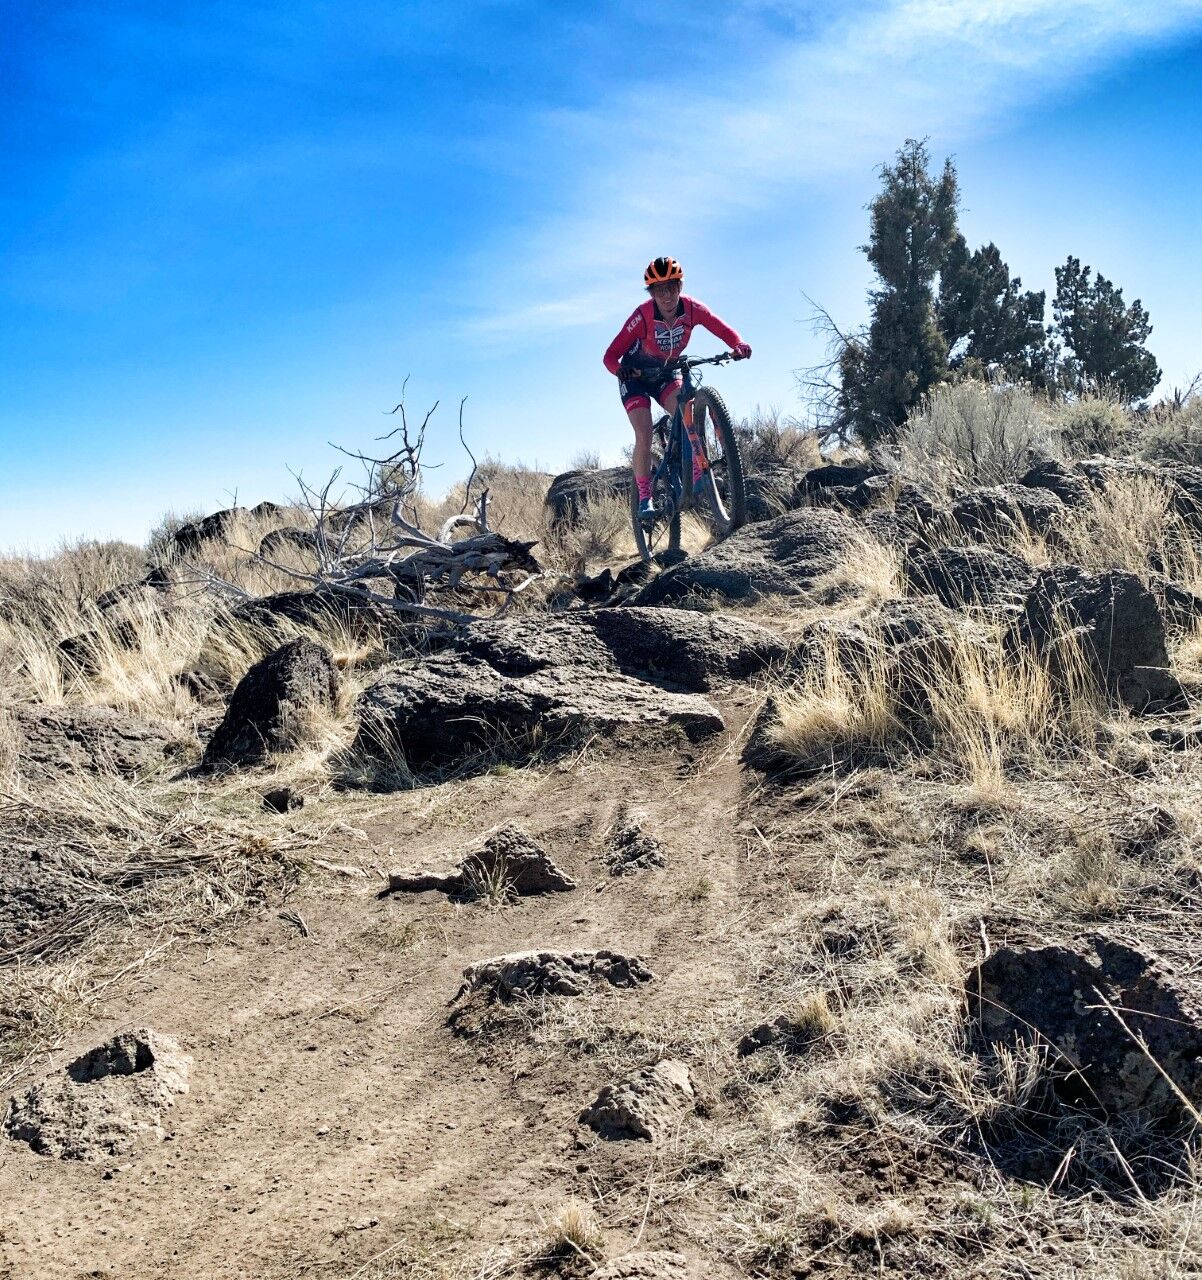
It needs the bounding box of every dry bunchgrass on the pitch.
[542,1198,605,1263]
[767,613,1104,797]
[1053,474,1202,593]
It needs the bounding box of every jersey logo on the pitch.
[655,321,685,353]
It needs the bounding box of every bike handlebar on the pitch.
[660,352,736,372]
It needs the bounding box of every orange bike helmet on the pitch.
[644,256,684,288]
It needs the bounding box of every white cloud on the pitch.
[465,0,1202,338]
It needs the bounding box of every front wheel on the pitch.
[692,386,746,540]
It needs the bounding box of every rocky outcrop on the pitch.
[905,544,1036,609]
[545,466,631,525]
[355,653,723,775]
[352,611,749,776]
[951,484,1064,538]
[4,1029,192,1161]
[388,823,576,898]
[634,507,861,605]
[1020,459,1090,508]
[1016,566,1182,710]
[202,638,339,768]
[581,1059,694,1141]
[968,937,1202,1126]
[6,703,192,781]
[172,502,282,554]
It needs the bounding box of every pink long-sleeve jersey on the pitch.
[603,295,744,375]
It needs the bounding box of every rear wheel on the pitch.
[629,472,683,562]
[692,386,746,540]
[630,422,682,563]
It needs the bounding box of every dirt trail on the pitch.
[0,697,760,1279]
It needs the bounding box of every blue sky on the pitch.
[4,0,1202,551]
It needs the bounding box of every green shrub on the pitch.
[1139,396,1202,465]
[1051,395,1133,458]
[878,380,1053,491]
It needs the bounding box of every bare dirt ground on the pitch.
[0,696,767,1279]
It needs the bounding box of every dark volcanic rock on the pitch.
[951,484,1064,539]
[231,588,396,636]
[545,466,631,525]
[968,937,1202,1125]
[263,786,304,813]
[354,652,723,774]
[462,608,788,693]
[172,502,282,555]
[634,507,860,605]
[1016,566,1182,710]
[802,462,880,492]
[6,703,192,782]
[203,638,339,768]
[1020,459,1091,507]
[905,544,1036,609]
[588,608,787,690]
[743,463,805,522]
[258,527,319,558]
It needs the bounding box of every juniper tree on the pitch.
[939,235,1051,387]
[843,138,960,445]
[1052,256,1160,401]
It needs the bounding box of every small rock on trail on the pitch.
[388,822,576,898]
[4,1028,192,1161]
[604,811,667,875]
[454,949,654,1004]
[580,1059,694,1141]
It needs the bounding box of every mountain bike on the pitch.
[628,352,747,563]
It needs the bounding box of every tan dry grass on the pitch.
[768,612,1105,797]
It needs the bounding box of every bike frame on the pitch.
[646,354,731,524]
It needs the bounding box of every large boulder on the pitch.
[5,703,192,782]
[968,937,1202,1126]
[587,609,786,690]
[202,638,339,768]
[172,502,282,555]
[545,466,631,525]
[634,507,861,605]
[905,544,1036,610]
[1016,566,1182,710]
[1020,459,1090,508]
[951,484,1064,539]
[354,651,723,774]
[351,610,775,776]
[459,609,783,692]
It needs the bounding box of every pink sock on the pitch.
[693,458,705,484]
[636,476,652,501]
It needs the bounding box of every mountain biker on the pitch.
[603,256,751,518]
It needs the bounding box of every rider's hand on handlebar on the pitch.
[731,343,752,361]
